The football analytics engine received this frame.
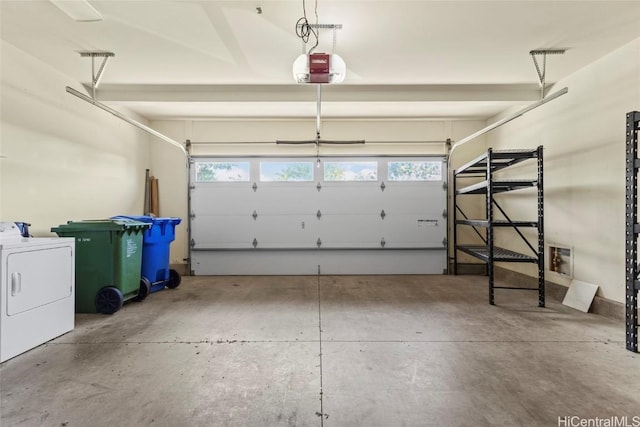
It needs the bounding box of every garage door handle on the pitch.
[11,272,22,296]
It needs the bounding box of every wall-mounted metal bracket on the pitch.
[68,50,188,160]
[79,51,114,99]
[530,49,566,98]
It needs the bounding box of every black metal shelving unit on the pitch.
[453,146,544,306]
[625,111,640,353]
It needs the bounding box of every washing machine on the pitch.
[0,222,75,362]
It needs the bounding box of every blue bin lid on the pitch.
[111,215,181,225]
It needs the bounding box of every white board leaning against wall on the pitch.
[190,156,447,275]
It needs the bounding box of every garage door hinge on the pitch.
[442,237,447,247]
[316,182,322,192]
[189,184,195,190]
[252,210,258,220]
[317,238,322,247]
[442,209,447,218]
[252,238,258,248]
[380,237,386,247]
[252,182,258,192]
[317,210,322,219]
[442,181,448,190]
[190,212,196,219]
[190,238,196,248]
[380,182,386,192]
[380,209,386,220]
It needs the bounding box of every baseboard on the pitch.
[494,267,624,322]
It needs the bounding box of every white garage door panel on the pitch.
[191,250,446,275]
[254,185,318,214]
[319,185,382,213]
[383,185,446,213]
[192,251,319,275]
[190,156,447,275]
[382,215,446,247]
[318,250,447,275]
[191,185,255,215]
[319,215,383,247]
[192,216,256,249]
[254,215,319,248]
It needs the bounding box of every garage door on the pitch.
[189,156,447,275]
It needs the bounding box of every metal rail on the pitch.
[66,86,189,159]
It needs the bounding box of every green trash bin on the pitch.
[51,219,151,314]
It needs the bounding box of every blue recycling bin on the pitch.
[112,215,182,294]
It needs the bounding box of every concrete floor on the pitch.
[1,274,639,426]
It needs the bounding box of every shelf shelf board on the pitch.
[456,245,538,262]
[454,149,540,176]
[456,179,537,194]
[456,219,538,227]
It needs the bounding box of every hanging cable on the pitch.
[295,0,319,53]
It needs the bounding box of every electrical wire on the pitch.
[296,0,319,53]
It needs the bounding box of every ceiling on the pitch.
[2,0,640,121]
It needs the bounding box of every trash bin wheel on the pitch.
[167,269,181,289]
[134,277,152,302]
[95,287,124,314]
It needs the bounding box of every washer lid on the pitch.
[0,222,23,240]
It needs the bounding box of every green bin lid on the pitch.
[51,219,151,233]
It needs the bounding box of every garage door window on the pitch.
[195,162,250,182]
[260,161,314,182]
[324,161,378,181]
[388,161,442,181]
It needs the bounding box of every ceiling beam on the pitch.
[94,84,541,103]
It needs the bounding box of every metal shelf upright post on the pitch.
[625,111,640,353]
[453,146,544,306]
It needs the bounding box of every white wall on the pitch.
[150,118,488,270]
[486,37,640,303]
[0,41,150,236]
